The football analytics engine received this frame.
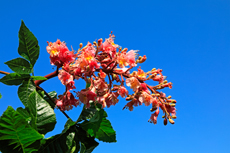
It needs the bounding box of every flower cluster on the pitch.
[46,33,177,125]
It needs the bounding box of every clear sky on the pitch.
[0,0,230,153]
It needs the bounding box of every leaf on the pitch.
[16,107,31,123]
[18,79,36,107]
[95,117,116,143]
[5,58,33,74]
[76,127,99,153]
[28,91,56,135]
[38,119,80,153]
[43,91,57,109]
[63,119,76,133]
[77,104,101,123]
[0,73,30,86]
[31,76,47,81]
[0,106,43,153]
[80,143,86,153]
[18,20,39,66]
[0,93,2,99]
[80,108,116,143]
[80,109,104,137]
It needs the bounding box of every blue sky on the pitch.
[0,0,230,153]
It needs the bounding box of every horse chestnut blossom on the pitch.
[46,33,177,125]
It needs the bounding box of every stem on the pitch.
[0,70,10,75]
[36,86,70,119]
[0,69,71,119]
[34,68,59,86]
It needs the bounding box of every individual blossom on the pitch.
[117,86,128,98]
[126,77,141,91]
[46,39,75,67]
[139,83,150,94]
[75,42,100,73]
[139,92,158,106]
[149,109,160,124]
[56,91,79,111]
[98,69,106,79]
[77,89,97,108]
[126,50,137,67]
[123,98,142,111]
[94,78,108,93]
[137,68,147,80]
[99,35,118,57]
[58,70,76,90]
[152,75,165,83]
[105,92,119,108]
[117,52,128,68]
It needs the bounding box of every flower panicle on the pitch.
[46,34,177,125]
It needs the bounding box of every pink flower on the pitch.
[55,91,79,111]
[46,39,75,67]
[137,68,147,80]
[126,50,137,67]
[99,70,106,79]
[152,75,165,83]
[99,35,118,56]
[139,92,157,106]
[126,77,141,91]
[94,79,108,93]
[123,98,142,111]
[118,86,128,98]
[58,70,74,86]
[117,52,128,68]
[149,109,160,124]
[139,83,150,94]
[77,89,97,108]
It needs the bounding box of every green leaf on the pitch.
[76,127,99,153]
[63,119,76,133]
[18,20,39,66]
[95,117,116,143]
[43,91,57,109]
[5,58,33,74]
[0,93,2,99]
[80,109,104,137]
[18,79,36,107]
[31,76,47,81]
[28,91,56,135]
[80,143,86,153]
[16,107,31,123]
[80,108,116,143]
[0,73,30,86]
[38,120,80,153]
[77,104,101,123]
[0,106,43,153]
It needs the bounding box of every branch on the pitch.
[36,86,70,119]
[0,70,10,75]
[34,68,59,86]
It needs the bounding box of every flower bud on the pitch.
[98,38,103,46]
[169,118,175,124]
[150,106,157,112]
[164,118,168,125]
[122,48,128,53]
[170,103,176,107]
[138,55,147,63]
[167,95,172,99]
[172,115,177,119]
[79,43,83,48]
[126,96,133,101]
